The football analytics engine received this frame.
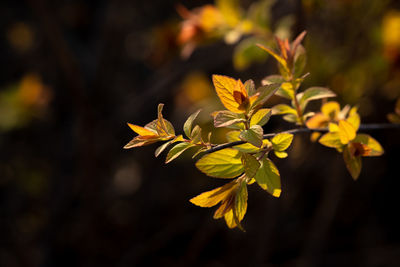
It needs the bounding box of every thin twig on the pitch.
[205,123,400,154]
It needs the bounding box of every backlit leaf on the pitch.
[212,110,246,128]
[239,125,263,147]
[190,180,238,207]
[250,108,271,127]
[338,120,356,145]
[190,125,203,143]
[274,151,288,158]
[251,83,280,108]
[165,142,195,163]
[233,181,248,230]
[353,134,384,156]
[300,87,336,109]
[347,107,360,131]
[319,132,343,149]
[241,153,261,178]
[196,148,244,178]
[276,82,295,100]
[254,158,281,197]
[272,104,297,115]
[244,79,255,95]
[271,133,293,151]
[212,75,247,113]
[183,109,201,138]
[343,145,362,180]
[257,43,290,74]
[127,123,157,136]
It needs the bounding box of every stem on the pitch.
[291,80,305,125]
[204,123,400,154]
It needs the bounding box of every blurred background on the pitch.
[1,0,400,266]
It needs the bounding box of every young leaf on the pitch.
[300,87,336,109]
[212,110,246,128]
[183,109,201,138]
[257,43,290,74]
[195,148,244,178]
[319,132,343,149]
[343,146,362,180]
[254,158,281,197]
[155,139,175,157]
[244,79,256,96]
[165,142,195,163]
[127,123,158,136]
[353,134,384,156]
[250,108,271,127]
[241,153,261,178]
[239,125,264,148]
[271,133,293,151]
[212,75,247,113]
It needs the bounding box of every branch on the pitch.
[205,123,400,154]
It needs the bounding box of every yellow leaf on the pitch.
[306,113,329,129]
[254,158,281,197]
[257,44,289,74]
[321,101,340,119]
[195,148,244,178]
[319,132,343,149]
[347,107,360,131]
[190,181,238,208]
[338,120,356,145]
[343,145,362,180]
[212,75,248,113]
[353,134,384,157]
[328,122,339,132]
[127,123,157,136]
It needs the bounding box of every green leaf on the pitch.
[300,87,336,109]
[257,44,290,74]
[183,109,201,138]
[251,83,280,108]
[271,133,293,151]
[196,148,244,178]
[233,181,248,231]
[190,125,203,144]
[343,145,362,180]
[155,139,175,157]
[165,142,195,163]
[250,108,271,127]
[261,75,285,85]
[239,125,264,148]
[319,132,343,149]
[244,79,256,96]
[276,82,295,100]
[212,110,246,128]
[254,158,281,197]
[241,153,261,178]
[293,45,306,78]
[272,104,297,115]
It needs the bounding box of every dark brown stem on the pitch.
[204,123,400,154]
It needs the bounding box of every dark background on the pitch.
[1,0,400,266]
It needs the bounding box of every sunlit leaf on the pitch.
[212,75,248,113]
[299,87,336,109]
[183,109,201,138]
[216,0,241,27]
[343,145,362,180]
[244,79,255,95]
[251,83,280,108]
[165,142,195,163]
[250,108,271,126]
[212,110,246,128]
[241,153,261,178]
[239,125,263,147]
[353,134,384,156]
[190,180,238,207]
[274,151,288,158]
[257,43,290,74]
[196,148,244,178]
[277,82,295,100]
[155,139,175,157]
[233,181,248,230]
[271,133,293,151]
[347,107,360,131]
[319,132,343,149]
[262,75,285,86]
[127,123,157,136]
[254,158,281,197]
[321,101,340,119]
[338,120,356,145]
[306,113,328,129]
[190,125,203,143]
[272,104,297,115]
